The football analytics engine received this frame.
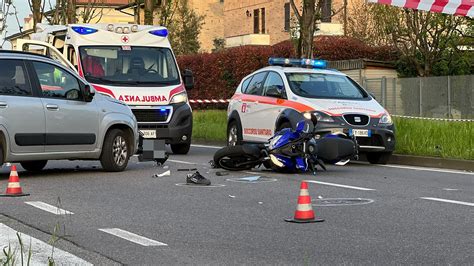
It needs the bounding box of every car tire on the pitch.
[100,129,130,172]
[171,143,191,154]
[366,152,392,164]
[0,145,3,166]
[20,160,48,172]
[227,120,243,146]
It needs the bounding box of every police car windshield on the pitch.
[79,46,180,87]
[286,73,368,99]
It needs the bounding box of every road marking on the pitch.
[305,180,375,191]
[191,144,222,149]
[442,188,460,191]
[167,159,197,165]
[25,201,74,215]
[420,197,474,207]
[98,228,167,246]
[0,223,91,265]
[381,165,474,176]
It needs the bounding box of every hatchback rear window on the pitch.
[0,60,31,96]
[286,73,368,99]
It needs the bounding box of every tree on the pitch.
[144,0,154,25]
[168,0,204,55]
[371,5,468,76]
[79,0,104,23]
[290,0,344,58]
[28,0,46,30]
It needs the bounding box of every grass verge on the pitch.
[192,110,473,160]
[393,117,473,160]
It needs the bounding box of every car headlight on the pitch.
[170,92,188,104]
[313,111,334,123]
[379,113,393,125]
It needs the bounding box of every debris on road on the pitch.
[153,170,171,178]
[229,195,236,198]
[239,176,261,182]
[177,168,198,172]
[186,171,211,186]
[216,171,230,176]
[258,202,263,204]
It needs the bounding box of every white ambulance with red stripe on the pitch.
[227,58,396,164]
[16,24,194,154]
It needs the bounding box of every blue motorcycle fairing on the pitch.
[271,129,300,149]
[295,157,307,170]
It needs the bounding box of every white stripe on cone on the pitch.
[299,189,309,196]
[296,203,313,212]
[7,182,20,188]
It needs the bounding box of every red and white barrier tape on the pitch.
[392,115,474,122]
[189,99,230,104]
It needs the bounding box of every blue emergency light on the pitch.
[149,29,168,37]
[71,26,98,35]
[268,57,327,69]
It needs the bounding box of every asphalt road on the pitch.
[0,145,473,265]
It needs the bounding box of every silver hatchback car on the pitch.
[0,51,138,172]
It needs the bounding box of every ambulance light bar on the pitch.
[268,57,327,69]
[149,29,168,37]
[72,26,98,35]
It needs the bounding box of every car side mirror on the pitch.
[84,84,95,102]
[266,85,284,98]
[183,69,194,90]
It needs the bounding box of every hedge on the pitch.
[178,36,398,106]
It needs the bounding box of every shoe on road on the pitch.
[186,171,211,186]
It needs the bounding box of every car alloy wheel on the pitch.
[113,135,128,167]
[228,125,238,146]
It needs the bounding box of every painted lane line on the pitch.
[191,144,222,149]
[420,197,474,207]
[305,180,376,191]
[98,228,167,246]
[25,201,74,215]
[167,159,198,165]
[442,188,460,191]
[0,223,91,265]
[381,164,474,176]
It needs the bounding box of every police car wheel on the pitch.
[366,152,392,164]
[227,121,242,146]
[171,143,191,154]
[20,160,48,172]
[100,129,129,172]
[277,121,292,132]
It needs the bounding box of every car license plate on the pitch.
[140,130,156,139]
[349,129,371,137]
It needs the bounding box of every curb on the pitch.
[193,140,473,172]
[389,154,474,172]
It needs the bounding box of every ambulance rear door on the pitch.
[15,39,75,71]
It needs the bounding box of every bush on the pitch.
[178,36,398,107]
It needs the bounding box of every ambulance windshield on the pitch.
[79,46,180,87]
[286,73,369,100]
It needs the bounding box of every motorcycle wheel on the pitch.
[213,145,261,171]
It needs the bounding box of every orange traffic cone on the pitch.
[0,165,30,197]
[285,181,324,223]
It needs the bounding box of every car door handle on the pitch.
[0,102,7,108]
[46,104,59,111]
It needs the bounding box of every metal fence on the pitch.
[362,75,474,120]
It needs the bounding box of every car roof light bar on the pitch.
[268,57,327,69]
[71,26,98,35]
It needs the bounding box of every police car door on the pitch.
[240,71,268,142]
[253,71,287,142]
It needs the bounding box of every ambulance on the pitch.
[227,58,396,164]
[16,23,194,154]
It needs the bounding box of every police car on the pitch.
[227,58,395,164]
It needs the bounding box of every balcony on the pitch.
[225,34,270,48]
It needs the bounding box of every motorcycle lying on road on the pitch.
[213,118,358,173]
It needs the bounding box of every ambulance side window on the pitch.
[245,72,267,96]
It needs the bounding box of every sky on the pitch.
[1,1,31,48]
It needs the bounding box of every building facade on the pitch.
[224,0,345,47]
